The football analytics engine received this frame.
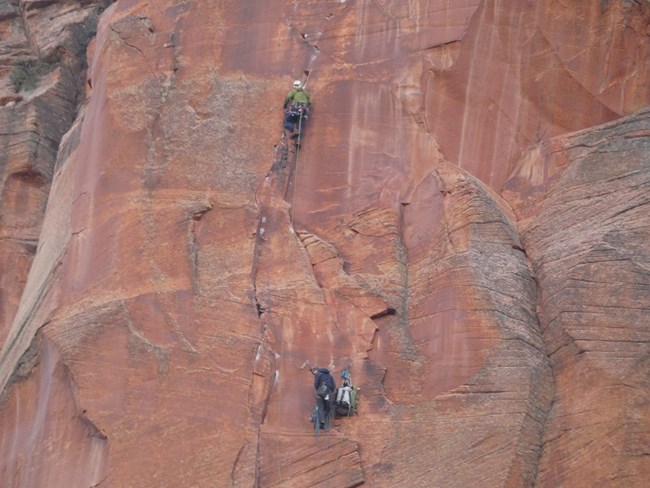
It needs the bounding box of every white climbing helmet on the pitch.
[293,80,302,88]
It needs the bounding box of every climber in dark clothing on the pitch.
[312,367,336,428]
[284,80,311,136]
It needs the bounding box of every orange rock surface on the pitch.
[0,0,109,359]
[503,109,650,487]
[0,1,648,487]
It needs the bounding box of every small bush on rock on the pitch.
[9,59,52,93]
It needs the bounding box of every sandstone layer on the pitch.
[0,1,648,487]
[0,0,110,353]
[503,108,650,487]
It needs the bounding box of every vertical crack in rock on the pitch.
[367,164,557,484]
[501,109,650,486]
[247,112,311,481]
[251,50,371,479]
[287,22,322,70]
[250,337,276,486]
[497,174,558,488]
[394,202,417,360]
[1,1,646,485]
[250,180,270,488]
[250,177,279,486]
[133,12,183,290]
[186,204,213,297]
[507,240,556,488]
[286,0,354,74]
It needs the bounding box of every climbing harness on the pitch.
[295,107,306,149]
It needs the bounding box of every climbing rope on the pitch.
[271,104,307,220]
[288,109,305,221]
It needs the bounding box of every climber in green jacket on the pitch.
[284,79,312,109]
[284,80,311,138]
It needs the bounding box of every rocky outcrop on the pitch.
[503,108,650,487]
[0,0,110,351]
[348,165,553,487]
[0,1,648,487]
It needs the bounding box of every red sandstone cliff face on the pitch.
[0,1,648,487]
[0,0,110,358]
[502,110,650,486]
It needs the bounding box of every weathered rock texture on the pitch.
[0,0,648,487]
[424,0,650,188]
[502,109,650,487]
[0,0,110,354]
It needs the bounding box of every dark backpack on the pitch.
[317,382,331,399]
[314,368,335,399]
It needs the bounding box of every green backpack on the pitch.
[335,369,359,417]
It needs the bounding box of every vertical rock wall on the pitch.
[424,0,650,188]
[503,109,650,487]
[0,0,110,356]
[0,4,113,485]
[0,1,647,487]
